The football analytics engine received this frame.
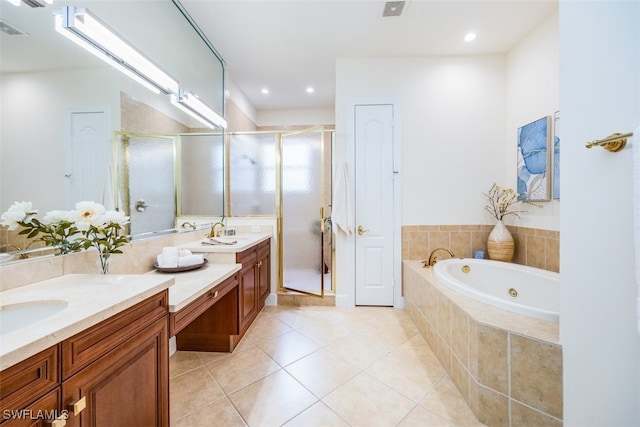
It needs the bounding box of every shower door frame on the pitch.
[224,128,334,297]
[278,128,333,297]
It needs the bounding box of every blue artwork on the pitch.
[517,116,551,201]
[553,112,560,199]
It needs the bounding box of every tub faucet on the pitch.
[208,221,225,238]
[424,248,456,267]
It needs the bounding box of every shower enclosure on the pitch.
[228,129,333,296]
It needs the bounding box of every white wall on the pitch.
[1,68,120,213]
[335,56,508,226]
[506,11,560,231]
[256,108,334,127]
[560,1,640,424]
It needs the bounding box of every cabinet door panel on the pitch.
[239,262,257,331]
[0,346,59,415]
[62,316,168,427]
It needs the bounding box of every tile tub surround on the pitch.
[403,260,562,426]
[402,225,560,273]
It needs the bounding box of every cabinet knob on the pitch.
[68,396,87,416]
[47,416,68,427]
[214,290,219,298]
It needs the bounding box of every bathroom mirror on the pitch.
[0,0,225,260]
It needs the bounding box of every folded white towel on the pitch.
[179,249,192,257]
[177,254,204,267]
[156,254,178,268]
[162,247,179,256]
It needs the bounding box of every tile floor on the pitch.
[169,305,485,427]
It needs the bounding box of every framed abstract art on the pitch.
[517,116,551,201]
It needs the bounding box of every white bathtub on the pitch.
[433,258,559,322]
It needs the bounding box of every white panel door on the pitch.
[65,111,109,209]
[354,104,395,306]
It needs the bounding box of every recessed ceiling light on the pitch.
[464,32,477,42]
[261,88,269,95]
[306,87,314,94]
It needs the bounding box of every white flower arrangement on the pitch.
[1,201,129,263]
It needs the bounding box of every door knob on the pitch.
[357,225,369,235]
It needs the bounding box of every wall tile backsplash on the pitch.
[402,224,559,272]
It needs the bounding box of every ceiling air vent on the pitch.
[0,20,28,37]
[382,1,406,18]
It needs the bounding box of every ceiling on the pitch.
[181,0,558,111]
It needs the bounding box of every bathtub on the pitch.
[433,258,559,322]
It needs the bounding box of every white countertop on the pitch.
[0,274,173,371]
[149,262,242,312]
[179,233,271,253]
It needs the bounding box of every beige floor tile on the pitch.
[322,372,416,426]
[246,312,295,343]
[169,351,203,378]
[169,366,226,420]
[420,377,485,427]
[397,404,455,427]
[283,402,349,427]
[396,334,443,369]
[285,348,361,398]
[295,317,354,346]
[196,350,232,365]
[325,331,396,369]
[205,345,280,394]
[366,349,446,402]
[171,397,247,427]
[254,329,323,367]
[229,369,318,426]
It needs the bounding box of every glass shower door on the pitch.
[281,130,331,296]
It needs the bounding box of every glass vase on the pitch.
[96,253,112,276]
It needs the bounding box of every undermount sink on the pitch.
[0,300,68,335]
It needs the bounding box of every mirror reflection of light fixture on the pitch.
[54,6,179,95]
[171,90,227,129]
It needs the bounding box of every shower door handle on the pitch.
[357,225,369,235]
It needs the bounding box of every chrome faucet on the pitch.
[208,221,225,238]
[424,247,456,267]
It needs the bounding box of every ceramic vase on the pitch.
[487,220,514,262]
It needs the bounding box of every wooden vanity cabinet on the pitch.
[0,290,169,427]
[61,290,169,427]
[175,274,240,352]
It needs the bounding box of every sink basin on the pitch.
[0,300,68,335]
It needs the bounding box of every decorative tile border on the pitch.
[402,225,559,273]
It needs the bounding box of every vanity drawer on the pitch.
[0,345,59,417]
[170,274,238,336]
[61,290,168,379]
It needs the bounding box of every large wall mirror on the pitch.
[0,0,225,261]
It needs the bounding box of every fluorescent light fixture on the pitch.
[54,6,178,95]
[171,90,227,129]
